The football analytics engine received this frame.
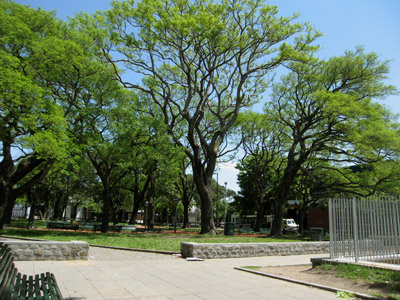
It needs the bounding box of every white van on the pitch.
[282,218,299,233]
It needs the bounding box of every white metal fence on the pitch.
[329,196,400,265]
[12,204,28,218]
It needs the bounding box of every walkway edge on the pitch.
[234,267,384,300]
[89,244,179,255]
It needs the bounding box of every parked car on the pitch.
[282,218,299,233]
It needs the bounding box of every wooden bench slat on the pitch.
[46,272,63,299]
[35,274,42,299]
[19,274,28,299]
[28,275,35,300]
[0,249,15,298]
[40,273,51,300]
[0,249,14,281]
[7,268,17,299]
[0,242,8,257]
[11,272,21,300]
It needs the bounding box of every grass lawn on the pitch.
[319,263,400,300]
[1,219,305,252]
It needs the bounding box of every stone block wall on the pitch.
[2,240,89,261]
[181,242,329,259]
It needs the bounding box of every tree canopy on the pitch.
[267,47,398,235]
[92,0,319,233]
[1,0,399,236]
[0,1,71,226]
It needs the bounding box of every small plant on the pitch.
[335,291,354,299]
[387,294,400,300]
[242,266,259,270]
[317,263,400,299]
[319,263,336,271]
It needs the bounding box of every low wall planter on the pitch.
[181,241,329,259]
[1,240,89,261]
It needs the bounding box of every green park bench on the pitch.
[79,222,95,231]
[238,227,271,234]
[135,227,162,233]
[93,224,122,233]
[46,221,79,231]
[238,227,254,234]
[260,228,271,234]
[0,242,63,299]
[80,223,122,233]
[120,225,137,232]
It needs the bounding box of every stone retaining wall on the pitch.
[1,240,89,261]
[181,242,329,259]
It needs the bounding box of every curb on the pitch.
[0,235,49,242]
[89,244,179,255]
[234,267,385,300]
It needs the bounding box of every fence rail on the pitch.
[329,196,400,265]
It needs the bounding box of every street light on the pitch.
[214,172,219,225]
[224,182,227,223]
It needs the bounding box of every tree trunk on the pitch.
[180,176,192,228]
[129,198,141,225]
[298,208,307,235]
[182,199,190,228]
[101,187,111,233]
[52,191,63,220]
[270,149,305,236]
[0,156,54,227]
[192,163,217,234]
[111,207,119,225]
[27,189,36,228]
[129,186,147,225]
[254,204,265,232]
[62,193,69,221]
[2,197,15,226]
[145,173,156,229]
[129,172,151,224]
[146,200,155,229]
[28,201,36,228]
[271,197,285,236]
[270,171,296,235]
[0,188,10,229]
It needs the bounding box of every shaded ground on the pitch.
[256,264,397,299]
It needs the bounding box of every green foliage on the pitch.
[263,46,400,234]
[3,0,400,236]
[234,155,276,215]
[94,0,321,233]
[0,1,70,160]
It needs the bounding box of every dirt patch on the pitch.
[255,264,390,299]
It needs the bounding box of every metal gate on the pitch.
[329,196,400,265]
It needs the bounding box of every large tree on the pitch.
[268,47,399,236]
[0,1,71,227]
[94,0,319,233]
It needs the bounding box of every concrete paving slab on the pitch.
[14,246,338,300]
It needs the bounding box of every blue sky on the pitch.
[15,0,400,192]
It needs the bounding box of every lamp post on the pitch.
[215,172,219,225]
[224,182,227,224]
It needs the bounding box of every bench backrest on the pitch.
[0,242,17,299]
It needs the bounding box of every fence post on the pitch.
[328,198,333,258]
[352,197,359,262]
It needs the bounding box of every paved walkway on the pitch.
[15,247,337,300]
